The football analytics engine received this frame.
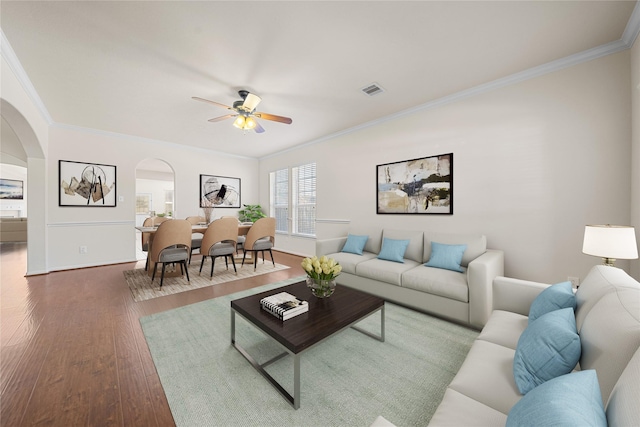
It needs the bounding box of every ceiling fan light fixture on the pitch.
[233,115,246,129]
[245,116,257,130]
[242,93,262,112]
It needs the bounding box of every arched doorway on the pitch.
[134,158,175,260]
[1,99,46,275]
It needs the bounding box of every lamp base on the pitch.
[602,257,617,267]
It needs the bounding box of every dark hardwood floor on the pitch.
[0,242,305,426]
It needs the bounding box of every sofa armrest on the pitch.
[467,249,504,329]
[492,276,549,316]
[316,237,348,256]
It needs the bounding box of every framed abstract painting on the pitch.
[377,153,453,214]
[199,174,241,208]
[59,160,117,207]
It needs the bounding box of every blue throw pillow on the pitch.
[513,308,581,394]
[529,281,576,323]
[377,238,410,263]
[341,234,369,255]
[424,242,467,273]
[507,370,606,427]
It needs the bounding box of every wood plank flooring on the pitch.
[0,242,305,426]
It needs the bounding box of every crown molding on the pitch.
[1,28,54,125]
[622,1,640,47]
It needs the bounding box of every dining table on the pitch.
[135,222,253,278]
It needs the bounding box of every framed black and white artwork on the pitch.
[199,174,241,208]
[59,160,117,207]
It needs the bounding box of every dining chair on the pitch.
[141,216,170,270]
[185,215,206,264]
[221,216,244,254]
[149,219,192,287]
[199,217,238,279]
[241,217,276,271]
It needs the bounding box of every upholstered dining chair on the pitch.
[141,216,170,270]
[185,215,206,264]
[241,217,276,271]
[221,216,243,254]
[149,219,192,287]
[199,217,238,279]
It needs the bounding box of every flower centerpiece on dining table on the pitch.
[301,255,342,298]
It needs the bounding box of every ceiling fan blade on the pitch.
[242,93,262,112]
[208,114,237,122]
[254,112,292,124]
[254,121,266,133]
[192,96,233,110]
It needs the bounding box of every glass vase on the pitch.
[306,276,336,298]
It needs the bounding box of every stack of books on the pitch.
[261,292,308,320]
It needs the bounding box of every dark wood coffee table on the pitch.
[230,280,385,409]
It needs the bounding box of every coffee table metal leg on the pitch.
[230,308,301,409]
[351,304,385,342]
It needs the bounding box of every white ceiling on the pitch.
[1,1,637,159]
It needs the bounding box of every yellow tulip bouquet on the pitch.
[301,255,342,297]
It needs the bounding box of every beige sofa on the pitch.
[373,265,640,426]
[316,227,504,329]
[0,217,27,242]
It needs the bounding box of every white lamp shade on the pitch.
[242,93,261,112]
[582,225,638,259]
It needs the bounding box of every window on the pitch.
[136,194,151,214]
[164,190,174,217]
[270,168,288,233]
[269,162,316,237]
[293,163,316,236]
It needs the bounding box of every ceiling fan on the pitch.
[192,90,292,133]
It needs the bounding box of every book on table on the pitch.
[261,292,308,320]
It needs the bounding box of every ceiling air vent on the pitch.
[361,82,385,96]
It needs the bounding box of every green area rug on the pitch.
[140,277,478,427]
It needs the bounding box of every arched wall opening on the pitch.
[1,98,47,275]
[134,158,175,260]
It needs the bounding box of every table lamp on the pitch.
[582,225,638,266]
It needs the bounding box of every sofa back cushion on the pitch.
[382,229,424,263]
[348,226,383,254]
[423,233,486,267]
[578,285,640,404]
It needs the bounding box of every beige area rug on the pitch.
[123,259,290,302]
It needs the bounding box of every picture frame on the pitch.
[59,160,117,207]
[199,174,241,208]
[0,178,24,200]
[377,153,453,214]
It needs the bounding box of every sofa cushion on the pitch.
[428,388,508,427]
[341,234,369,255]
[326,251,376,275]
[424,232,486,267]
[349,226,383,254]
[606,347,640,426]
[424,242,466,273]
[513,308,581,394]
[507,370,606,427]
[356,258,420,286]
[382,229,424,263]
[401,266,468,302]
[477,310,528,350]
[377,238,410,263]
[447,340,521,415]
[528,281,576,323]
[577,286,640,403]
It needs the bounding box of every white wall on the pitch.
[631,37,640,280]
[260,52,633,283]
[46,125,258,271]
